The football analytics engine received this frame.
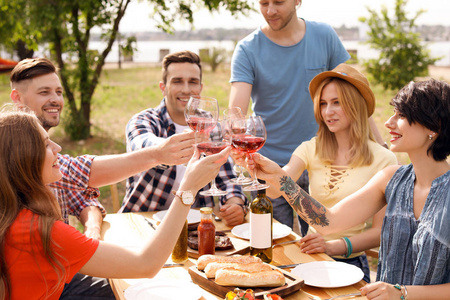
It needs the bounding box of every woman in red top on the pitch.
[0,109,230,300]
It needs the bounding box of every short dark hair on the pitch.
[390,79,450,161]
[161,51,202,84]
[10,58,57,84]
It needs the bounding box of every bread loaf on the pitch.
[204,262,273,279]
[197,254,262,271]
[215,267,286,287]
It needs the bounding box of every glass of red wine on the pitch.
[185,95,219,142]
[223,107,252,185]
[231,116,269,191]
[198,120,229,196]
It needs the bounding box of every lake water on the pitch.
[90,40,450,66]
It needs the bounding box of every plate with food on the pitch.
[231,223,292,240]
[291,261,364,288]
[124,279,202,300]
[153,209,201,225]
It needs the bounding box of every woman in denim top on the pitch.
[244,79,450,299]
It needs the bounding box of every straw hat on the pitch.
[309,64,375,116]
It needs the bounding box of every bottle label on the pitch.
[250,212,272,248]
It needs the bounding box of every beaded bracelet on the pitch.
[341,237,352,258]
[393,284,407,300]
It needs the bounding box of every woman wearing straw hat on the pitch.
[235,64,397,282]
[285,64,397,282]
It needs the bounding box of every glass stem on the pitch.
[210,179,219,191]
[249,153,259,185]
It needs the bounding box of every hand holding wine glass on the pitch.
[223,107,252,185]
[197,120,229,196]
[231,116,269,191]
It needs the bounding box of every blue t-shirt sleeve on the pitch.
[230,41,255,85]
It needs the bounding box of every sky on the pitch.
[119,0,450,32]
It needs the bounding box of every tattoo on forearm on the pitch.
[279,176,329,227]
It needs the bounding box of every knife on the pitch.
[324,292,362,300]
[162,263,184,268]
[272,239,301,248]
[142,216,156,230]
[276,263,302,269]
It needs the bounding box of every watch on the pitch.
[172,190,194,206]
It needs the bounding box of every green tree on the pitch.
[0,0,252,140]
[359,0,439,91]
[200,47,229,72]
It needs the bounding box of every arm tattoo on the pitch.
[279,176,329,227]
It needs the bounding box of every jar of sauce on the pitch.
[198,207,216,256]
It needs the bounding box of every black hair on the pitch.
[390,79,450,161]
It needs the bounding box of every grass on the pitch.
[1,63,448,212]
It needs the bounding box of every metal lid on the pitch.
[200,207,213,214]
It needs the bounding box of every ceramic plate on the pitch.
[124,280,202,300]
[153,209,201,225]
[231,223,292,240]
[291,261,364,288]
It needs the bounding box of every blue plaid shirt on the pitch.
[120,99,247,212]
[49,154,106,224]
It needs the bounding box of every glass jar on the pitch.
[198,207,216,256]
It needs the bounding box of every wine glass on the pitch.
[197,120,229,196]
[223,107,252,185]
[185,95,219,141]
[231,116,269,191]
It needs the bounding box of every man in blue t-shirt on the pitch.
[229,0,382,230]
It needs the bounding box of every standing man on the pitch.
[9,57,211,299]
[229,0,351,230]
[121,50,248,226]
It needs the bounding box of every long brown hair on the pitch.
[313,78,374,167]
[0,108,64,299]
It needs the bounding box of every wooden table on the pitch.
[100,212,367,300]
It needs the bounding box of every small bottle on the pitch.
[198,207,216,256]
[171,219,188,263]
[249,181,273,263]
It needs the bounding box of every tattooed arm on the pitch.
[249,153,394,235]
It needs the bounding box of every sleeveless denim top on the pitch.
[377,164,450,285]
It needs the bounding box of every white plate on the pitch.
[231,223,292,240]
[153,209,201,225]
[124,279,202,300]
[291,261,364,288]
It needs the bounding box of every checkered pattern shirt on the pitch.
[120,99,247,212]
[49,154,106,224]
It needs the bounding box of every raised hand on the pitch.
[156,131,196,166]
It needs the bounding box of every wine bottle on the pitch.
[249,181,273,263]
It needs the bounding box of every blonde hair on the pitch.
[0,108,65,299]
[313,78,374,167]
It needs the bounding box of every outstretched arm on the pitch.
[88,131,196,188]
[80,147,231,279]
[247,153,394,236]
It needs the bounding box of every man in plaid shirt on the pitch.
[121,51,248,226]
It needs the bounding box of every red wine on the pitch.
[186,117,216,133]
[197,142,228,155]
[231,135,265,153]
